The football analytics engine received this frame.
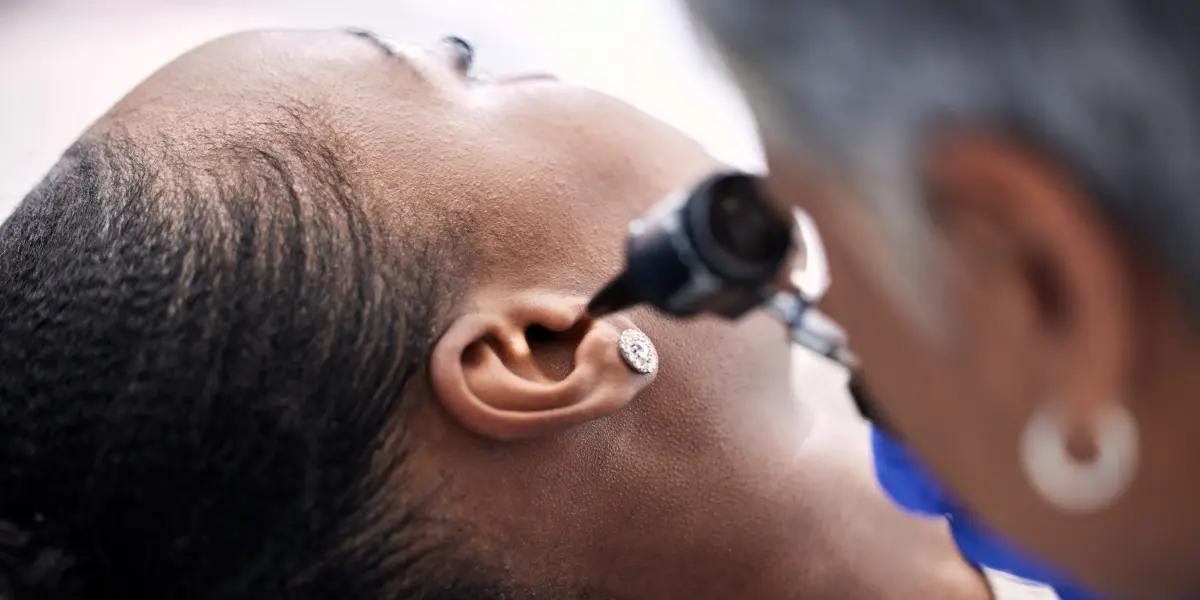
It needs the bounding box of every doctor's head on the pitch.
[691,0,1200,597]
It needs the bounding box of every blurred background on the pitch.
[0,0,850,409]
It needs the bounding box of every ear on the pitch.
[429,291,657,441]
[926,134,1134,435]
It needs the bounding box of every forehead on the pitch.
[82,29,721,290]
[90,30,435,147]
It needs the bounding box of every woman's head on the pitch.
[0,30,807,597]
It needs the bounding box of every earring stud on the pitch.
[618,329,659,375]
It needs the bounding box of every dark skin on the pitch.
[88,30,987,598]
[762,126,1200,599]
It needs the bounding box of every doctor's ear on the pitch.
[429,291,658,441]
[925,134,1134,426]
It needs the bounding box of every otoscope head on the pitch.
[587,172,793,319]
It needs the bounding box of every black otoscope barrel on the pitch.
[587,171,889,431]
[587,172,794,319]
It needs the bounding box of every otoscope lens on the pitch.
[712,193,779,263]
[690,173,792,279]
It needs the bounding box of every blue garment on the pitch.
[870,426,1106,600]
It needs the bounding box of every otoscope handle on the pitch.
[767,292,857,368]
[769,292,890,434]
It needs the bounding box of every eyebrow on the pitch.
[340,27,436,86]
[344,28,396,57]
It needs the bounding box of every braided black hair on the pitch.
[0,120,500,598]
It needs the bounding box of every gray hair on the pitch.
[690,0,1200,323]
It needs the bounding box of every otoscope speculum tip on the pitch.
[586,273,637,317]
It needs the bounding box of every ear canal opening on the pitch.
[524,324,556,343]
[523,321,589,382]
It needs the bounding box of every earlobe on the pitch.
[429,293,657,441]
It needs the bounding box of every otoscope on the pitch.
[586,172,883,423]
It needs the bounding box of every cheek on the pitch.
[475,138,715,286]
[482,83,719,209]
[820,213,1032,509]
[816,212,977,458]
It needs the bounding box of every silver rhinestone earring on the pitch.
[618,329,659,375]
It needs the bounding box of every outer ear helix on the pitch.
[429,305,657,441]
